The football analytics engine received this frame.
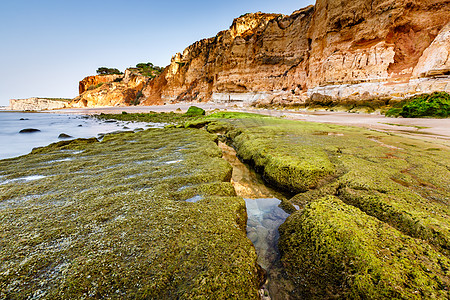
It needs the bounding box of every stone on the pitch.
[78,74,122,94]
[19,128,40,133]
[185,106,205,116]
[71,69,151,108]
[58,133,73,139]
[413,23,450,78]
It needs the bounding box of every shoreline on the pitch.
[3,104,449,143]
[49,104,450,142]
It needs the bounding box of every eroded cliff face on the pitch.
[72,70,149,107]
[142,8,315,106]
[78,75,122,94]
[305,0,450,102]
[141,0,449,107]
[74,0,450,108]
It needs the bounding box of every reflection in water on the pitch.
[220,142,284,199]
[219,142,295,299]
[245,198,289,270]
[0,112,161,159]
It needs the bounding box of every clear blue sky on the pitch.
[0,0,314,106]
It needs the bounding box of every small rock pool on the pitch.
[219,142,295,299]
[245,198,290,270]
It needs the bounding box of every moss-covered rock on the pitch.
[0,129,260,298]
[46,111,450,298]
[206,113,450,298]
[95,111,201,125]
[385,92,450,118]
[217,116,449,258]
[278,196,450,299]
[229,120,336,193]
[185,106,206,116]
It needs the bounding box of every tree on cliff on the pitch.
[96,67,123,75]
[134,63,164,78]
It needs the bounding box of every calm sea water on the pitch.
[0,112,161,159]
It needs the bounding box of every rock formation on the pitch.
[78,74,122,94]
[9,98,69,110]
[71,69,149,107]
[72,0,450,108]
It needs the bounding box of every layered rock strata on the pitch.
[72,0,450,107]
[71,70,149,107]
[138,0,450,107]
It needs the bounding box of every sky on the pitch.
[0,0,315,106]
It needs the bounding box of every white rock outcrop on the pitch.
[9,98,68,111]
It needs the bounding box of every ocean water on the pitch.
[0,112,162,159]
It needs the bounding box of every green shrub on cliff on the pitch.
[385,92,450,118]
[96,67,123,75]
[134,62,164,78]
[87,83,104,90]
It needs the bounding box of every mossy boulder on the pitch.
[228,119,336,193]
[185,106,206,116]
[279,196,450,299]
[209,113,450,298]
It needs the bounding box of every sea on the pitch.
[0,112,162,160]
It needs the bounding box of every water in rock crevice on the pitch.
[219,142,295,299]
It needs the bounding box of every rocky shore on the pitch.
[0,127,261,298]
[3,111,447,298]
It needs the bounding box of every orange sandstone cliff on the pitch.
[72,0,450,108]
[71,70,149,107]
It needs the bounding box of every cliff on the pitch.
[78,74,122,94]
[71,69,149,107]
[9,98,69,111]
[72,0,450,108]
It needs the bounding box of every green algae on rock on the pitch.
[95,111,201,125]
[215,116,450,256]
[278,196,450,299]
[54,111,450,298]
[184,106,206,116]
[205,113,449,298]
[0,129,260,298]
[226,118,336,193]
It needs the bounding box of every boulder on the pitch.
[185,106,206,116]
[58,133,73,139]
[19,128,40,133]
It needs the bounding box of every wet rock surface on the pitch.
[218,114,450,299]
[3,110,449,299]
[219,142,297,299]
[0,128,260,298]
